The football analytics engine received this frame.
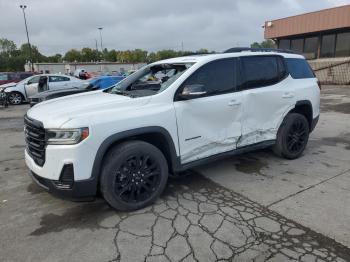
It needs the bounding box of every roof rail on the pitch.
[223,47,296,54]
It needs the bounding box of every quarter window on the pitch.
[180,59,237,96]
[240,56,284,89]
[285,58,315,79]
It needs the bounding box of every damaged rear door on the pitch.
[237,55,294,147]
[174,58,243,164]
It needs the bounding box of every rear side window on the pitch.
[240,56,286,89]
[49,76,71,82]
[285,58,315,79]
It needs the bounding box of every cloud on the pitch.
[0,0,348,55]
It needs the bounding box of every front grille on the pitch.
[24,115,46,166]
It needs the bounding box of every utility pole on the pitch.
[20,5,34,71]
[181,41,184,52]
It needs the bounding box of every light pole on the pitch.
[19,5,34,71]
[98,27,103,51]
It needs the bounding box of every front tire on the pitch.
[8,92,23,105]
[100,141,169,211]
[274,113,310,159]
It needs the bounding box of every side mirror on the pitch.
[178,84,207,100]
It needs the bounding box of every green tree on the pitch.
[0,38,17,54]
[20,43,45,63]
[64,49,82,62]
[250,40,276,49]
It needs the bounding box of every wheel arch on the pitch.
[288,100,313,130]
[91,126,180,186]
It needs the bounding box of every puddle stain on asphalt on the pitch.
[321,134,350,150]
[30,201,114,236]
[234,156,270,177]
[321,101,350,114]
[29,172,350,261]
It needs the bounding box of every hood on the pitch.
[0,82,17,89]
[27,91,151,128]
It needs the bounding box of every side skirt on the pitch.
[176,140,276,172]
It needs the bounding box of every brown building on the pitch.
[264,5,350,59]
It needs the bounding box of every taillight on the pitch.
[317,80,321,90]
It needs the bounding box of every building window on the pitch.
[303,37,318,59]
[321,34,336,58]
[335,32,350,57]
[279,39,290,50]
[291,39,303,54]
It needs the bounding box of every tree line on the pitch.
[0,38,275,71]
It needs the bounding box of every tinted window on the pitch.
[279,39,290,50]
[291,39,303,53]
[303,37,318,59]
[240,56,284,89]
[335,32,350,57]
[285,58,315,79]
[181,59,236,96]
[321,34,336,58]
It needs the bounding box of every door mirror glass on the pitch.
[179,84,207,99]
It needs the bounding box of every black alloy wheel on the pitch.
[100,141,168,211]
[114,153,161,203]
[274,113,310,159]
[286,118,308,154]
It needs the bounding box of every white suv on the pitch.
[25,49,320,210]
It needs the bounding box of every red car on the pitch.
[0,72,36,86]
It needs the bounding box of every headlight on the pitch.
[46,127,89,145]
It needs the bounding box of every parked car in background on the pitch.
[0,72,36,86]
[3,74,84,105]
[28,75,125,106]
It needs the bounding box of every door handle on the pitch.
[228,100,241,106]
[282,93,294,99]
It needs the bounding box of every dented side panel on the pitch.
[237,76,297,147]
[175,93,243,164]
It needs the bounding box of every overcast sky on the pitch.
[0,0,349,55]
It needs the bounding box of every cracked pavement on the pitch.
[1,86,350,262]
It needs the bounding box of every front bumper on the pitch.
[28,170,97,201]
[25,143,98,200]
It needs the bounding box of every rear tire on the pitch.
[273,113,310,159]
[100,141,168,211]
[8,92,23,105]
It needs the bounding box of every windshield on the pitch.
[105,63,194,97]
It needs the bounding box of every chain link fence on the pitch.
[309,58,350,85]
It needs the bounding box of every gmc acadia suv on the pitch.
[24,49,320,210]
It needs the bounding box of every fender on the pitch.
[90,126,181,183]
[278,99,314,132]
